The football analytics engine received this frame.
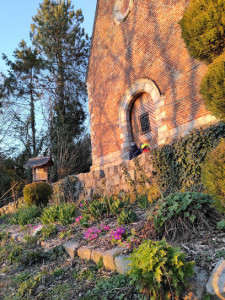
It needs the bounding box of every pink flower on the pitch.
[116,227,125,235]
[113,233,122,240]
[104,225,110,231]
[79,203,83,207]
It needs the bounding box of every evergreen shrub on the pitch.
[179,0,225,63]
[200,53,225,122]
[128,239,195,299]
[23,182,53,207]
[151,123,225,196]
[201,139,225,213]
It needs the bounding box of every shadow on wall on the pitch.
[88,0,205,168]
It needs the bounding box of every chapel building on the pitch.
[86,0,216,170]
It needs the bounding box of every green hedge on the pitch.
[151,122,225,196]
[200,53,225,122]
[201,139,225,213]
[179,0,225,64]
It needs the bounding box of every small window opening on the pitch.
[140,113,150,133]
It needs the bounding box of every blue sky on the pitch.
[0,0,97,73]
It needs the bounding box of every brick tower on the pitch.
[86,0,216,170]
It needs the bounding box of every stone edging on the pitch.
[63,241,130,275]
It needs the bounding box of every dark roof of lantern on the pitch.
[24,156,53,168]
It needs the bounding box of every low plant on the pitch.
[217,220,225,231]
[80,274,146,300]
[117,208,137,225]
[149,192,220,240]
[39,224,58,240]
[23,182,53,207]
[128,239,195,299]
[201,139,225,213]
[40,203,77,225]
[17,271,45,298]
[11,205,42,226]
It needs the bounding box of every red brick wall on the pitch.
[87,0,211,166]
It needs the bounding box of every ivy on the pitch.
[151,122,225,196]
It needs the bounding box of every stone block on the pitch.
[63,241,80,258]
[93,169,105,179]
[115,255,131,274]
[11,233,20,241]
[114,174,121,186]
[183,267,209,300]
[206,259,225,299]
[103,247,123,271]
[91,248,105,263]
[77,246,93,260]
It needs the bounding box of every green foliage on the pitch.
[40,203,76,225]
[11,205,42,226]
[137,195,150,209]
[201,139,225,212]
[117,208,137,225]
[52,175,78,203]
[39,224,58,240]
[81,274,146,300]
[80,195,131,222]
[17,271,44,298]
[23,182,53,207]
[31,0,90,180]
[179,0,225,64]
[104,195,130,216]
[151,123,225,196]
[217,219,225,230]
[200,54,225,121]
[150,192,216,240]
[128,239,195,299]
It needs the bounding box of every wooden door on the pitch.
[130,93,158,148]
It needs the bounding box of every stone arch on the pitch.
[118,78,162,160]
[113,0,134,24]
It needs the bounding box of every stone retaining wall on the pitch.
[76,152,153,199]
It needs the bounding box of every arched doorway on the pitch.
[118,79,161,160]
[130,92,158,148]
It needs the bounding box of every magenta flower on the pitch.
[104,225,110,231]
[79,203,83,207]
[113,233,122,240]
[116,227,125,235]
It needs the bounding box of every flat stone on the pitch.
[11,233,20,240]
[63,241,80,258]
[206,259,225,299]
[103,247,123,271]
[91,248,105,263]
[115,255,131,274]
[17,235,25,243]
[77,246,93,260]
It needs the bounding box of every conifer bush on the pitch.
[23,182,53,207]
[179,0,225,64]
[201,139,225,213]
[200,53,225,121]
[128,239,195,299]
